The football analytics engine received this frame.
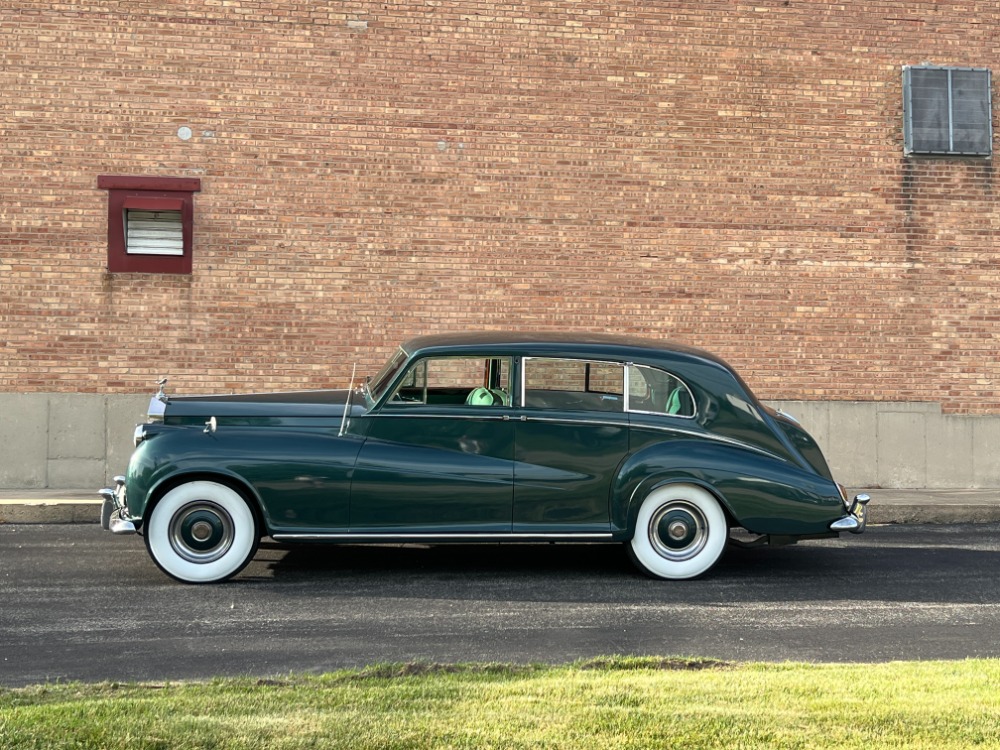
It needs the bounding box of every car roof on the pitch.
[401,331,731,369]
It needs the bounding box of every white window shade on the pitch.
[125,209,184,255]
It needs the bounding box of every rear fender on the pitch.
[612,440,843,537]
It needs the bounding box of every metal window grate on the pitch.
[125,210,184,255]
[903,66,992,156]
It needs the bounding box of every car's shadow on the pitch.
[246,524,1000,606]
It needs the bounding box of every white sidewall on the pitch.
[146,480,257,583]
[630,484,727,580]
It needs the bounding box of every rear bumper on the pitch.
[829,493,870,533]
[99,476,137,535]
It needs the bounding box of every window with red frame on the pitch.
[98,175,201,273]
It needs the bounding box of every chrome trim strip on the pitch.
[628,406,696,420]
[520,415,628,429]
[372,412,624,428]
[272,532,615,542]
[370,413,512,421]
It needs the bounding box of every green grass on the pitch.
[3,657,1000,749]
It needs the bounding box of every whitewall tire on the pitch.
[628,484,728,580]
[145,480,259,584]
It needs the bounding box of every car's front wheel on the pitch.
[144,480,259,584]
[628,484,727,580]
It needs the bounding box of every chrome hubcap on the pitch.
[168,501,235,564]
[648,501,709,562]
[668,520,689,540]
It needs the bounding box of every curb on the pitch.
[0,499,102,525]
[867,504,1000,525]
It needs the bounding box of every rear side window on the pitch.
[522,358,625,413]
[627,365,695,418]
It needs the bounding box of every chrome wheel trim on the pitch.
[168,500,236,564]
[647,501,709,562]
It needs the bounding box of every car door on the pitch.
[512,357,630,534]
[349,355,515,533]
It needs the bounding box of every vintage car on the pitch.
[101,332,869,583]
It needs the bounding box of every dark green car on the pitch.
[101,332,869,583]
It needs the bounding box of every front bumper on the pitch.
[829,493,870,534]
[99,476,137,535]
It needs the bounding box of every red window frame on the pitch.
[98,175,201,273]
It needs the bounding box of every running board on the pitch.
[271,532,616,543]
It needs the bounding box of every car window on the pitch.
[388,356,511,407]
[627,364,695,418]
[368,347,409,403]
[522,358,625,413]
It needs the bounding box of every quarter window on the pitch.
[522,358,625,413]
[627,365,695,418]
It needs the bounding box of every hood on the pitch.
[163,389,363,421]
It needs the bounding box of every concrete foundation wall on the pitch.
[0,395,993,489]
[770,401,1000,489]
[0,394,151,490]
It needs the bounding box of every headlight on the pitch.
[134,424,147,447]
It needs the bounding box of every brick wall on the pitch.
[3,1,999,413]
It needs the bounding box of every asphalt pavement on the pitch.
[2,487,1000,524]
[5,522,1000,686]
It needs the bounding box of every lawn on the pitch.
[2,657,999,749]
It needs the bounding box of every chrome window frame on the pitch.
[520,356,627,413]
[385,354,513,407]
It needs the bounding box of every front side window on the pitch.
[627,365,695,418]
[388,356,511,406]
[522,358,625,413]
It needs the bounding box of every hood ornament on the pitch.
[146,378,169,422]
[155,377,169,404]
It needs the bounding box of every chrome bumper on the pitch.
[830,493,870,534]
[99,476,137,535]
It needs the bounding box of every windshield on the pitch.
[365,347,409,405]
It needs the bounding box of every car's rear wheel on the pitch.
[145,480,259,584]
[628,484,727,580]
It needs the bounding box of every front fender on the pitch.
[612,439,844,537]
[125,425,362,532]
[125,428,269,523]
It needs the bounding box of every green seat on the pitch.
[489,387,509,406]
[666,387,684,415]
[466,387,500,406]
